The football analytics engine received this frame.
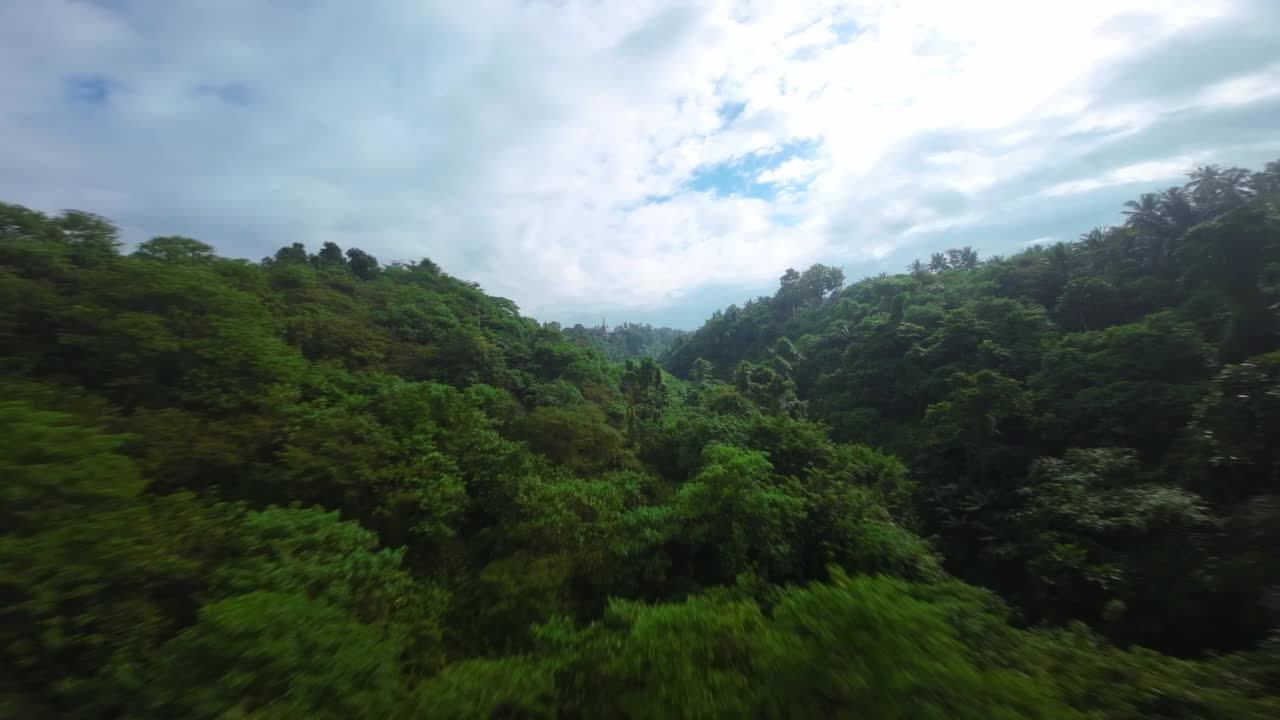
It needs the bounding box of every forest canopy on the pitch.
[2,158,1279,718]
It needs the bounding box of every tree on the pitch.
[1077,227,1108,254]
[732,359,801,414]
[54,210,122,265]
[944,246,980,269]
[689,357,715,384]
[1187,164,1253,212]
[1159,186,1199,237]
[537,593,764,719]
[799,263,844,300]
[1013,448,1219,651]
[0,402,195,715]
[211,507,425,625]
[275,381,523,546]
[928,252,949,272]
[799,449,942,581]
[1177,208,1279,362]
[1182,355,1280,648]
[1034,314,1211,454]
[410,658,555,719]
[346,247,380,280]
[1251,159,1280,198]
[755,574,1074,720]
[924,369,1031,483]
[315,241,345,265]
[1122,193,1169,236]
[133,236,216,263]
[1055,276,1121,331]
[777,264,844,316]
[271,241,308,265]
[517,404,624,476]
[621,357,668,432]
[671,443,806,584]
[778,267,801,295]
[1185,355,1280,503]
[538,574,1077,720]
[142,592,401,720]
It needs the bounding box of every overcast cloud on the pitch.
[2,0,1278,328]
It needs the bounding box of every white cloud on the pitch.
[1041,156,1210,197]
[0,0,1277,325]
[1193,62,1280,107]
[757,157,827,185]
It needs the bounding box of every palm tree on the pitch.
[1126,187,1195,272]
[928,252,949,272]
[1122,193,1169,235]
[958,246,980,269]
[1158,187,1198,237]
[907,259,927,276]
[1186,164,1253,212]
[1186,164,1225,208]
[1073,227,1110,269]
[1078,227,1107,249]
[1222,166,1254,208]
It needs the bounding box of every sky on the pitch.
[1,0,1278,329]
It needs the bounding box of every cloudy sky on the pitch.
[2,0,1278,328]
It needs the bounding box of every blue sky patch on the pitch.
[687,138,820,200]
[195,83,253,106]
[831,20,861,43]
[65,75,110,106]
[717,101,746,126]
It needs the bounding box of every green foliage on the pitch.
[672,443,807,583]
[924,369,1032,482]
[0,402,194,716]
[1028,626,1280,720]
[411,657,556,719]
[538,574,1077,719]
[539,593,763,719]
[132,235,217,263]
[1178,209,1279,361]
[1034,313,1210,454]
[516,403,626,475]
[460,552,577,653]
[802,484,942,581]
[210,507,433,629]
[563,320,687,361]
[1056,276,1123,331]
[754,573,1074,720]
[1185,353,1280,503]
[620,356,669,429]
[142,592,401,720]
[1011,449,1219,648]
[666,158,1280,655]
[2,161,1279,718]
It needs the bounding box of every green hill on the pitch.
[2,157,1279,718]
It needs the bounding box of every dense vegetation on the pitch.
[560,321,686,362]
[1,159,1278,718]
[668,160,1280,642]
